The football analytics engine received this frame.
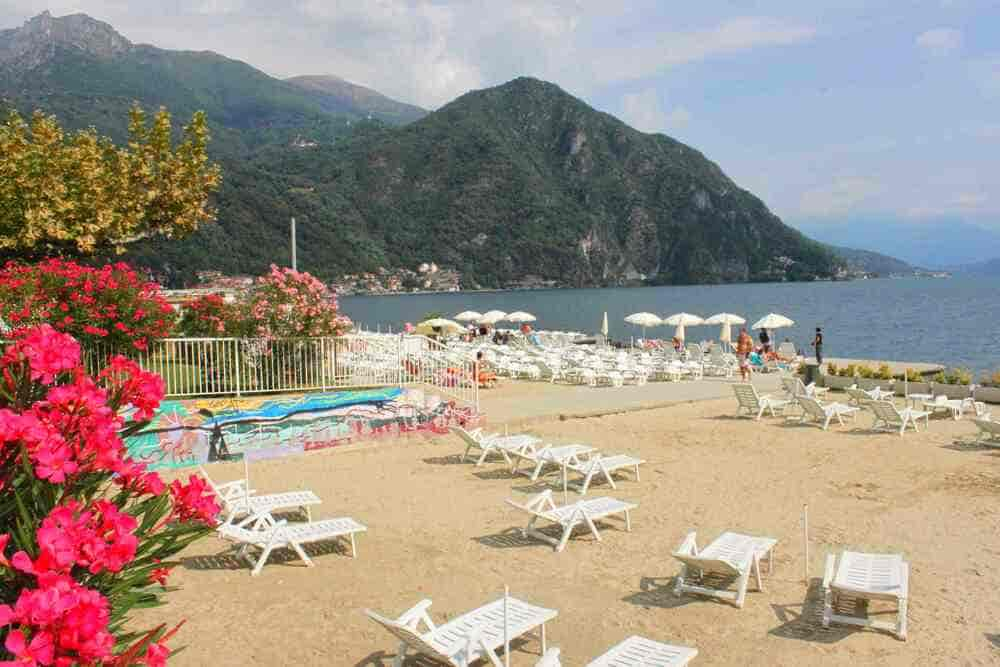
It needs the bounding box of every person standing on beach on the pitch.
[736,327,753,381]
[812,327,824,364]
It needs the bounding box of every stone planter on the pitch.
[932,383,972,399]
[823,375,855,391]
[855,378,892,392]
[897,381,931,397]
[973,386,1000,405]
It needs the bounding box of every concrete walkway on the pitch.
[478,373,783,425]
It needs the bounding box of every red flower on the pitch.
[168,475,220,525]
[4,629,55,666]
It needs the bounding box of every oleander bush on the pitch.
[0,325,219,665]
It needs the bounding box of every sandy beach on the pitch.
[135,382,1000,665]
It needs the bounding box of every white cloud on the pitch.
[620,88,691,134]
[591,17,815,85]
[915,27,963,56]
[798,177,882,217]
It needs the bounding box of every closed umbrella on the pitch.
[454,310,483,322]
[704,313,746,346]
[663,312,704,343]
[506,311,537,323]
[600,311,609,342]
[624,312,663,341]
[479,310,507,325]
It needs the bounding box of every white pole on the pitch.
[290,217,297,271]
[803,503,809,585]
[503,585,510,667]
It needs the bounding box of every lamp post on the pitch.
[290,216,297,271]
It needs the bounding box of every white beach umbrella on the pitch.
[663,312,704,342]
[600,311,609,339]
[415,318,464,336]
[751,313,795,330]
[454,310,483,322]
[479,310,507,325]
[506,311,537,323]
[704,312,746,344]
[624,312,663,341]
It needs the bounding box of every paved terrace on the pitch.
[478,373,783,426]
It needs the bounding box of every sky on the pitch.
[3,0,999,233]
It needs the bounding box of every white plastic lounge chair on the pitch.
[974,418,1000,447]
[586,636,697,666]
[672,531,777,608]
[365,596,557,667]
[732,383,791,420]
[217,511,366,576]
[510,443,595,481]
[797,396,860,430]
[846,386,880,406]
[198,466,321,524]
[506,490,637,552]
[566,453,644,495]
[537,636,697,667]
[822,551,909,640]
[449,426,540,466]
[783,376,830,400]
[868,400,930,435]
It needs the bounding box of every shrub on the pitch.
[981,369,1000,387]
[932,371,948,384]
[826,362,838,376]
[947,367,972,385]
[180,265,351,339]
[857,364,874,379]
[876,363,893,381]
[0,325,218,664]
[839,363,857,377]
[0,259,176,353]
[177,293,249,337]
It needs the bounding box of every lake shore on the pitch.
[136,379,999,665]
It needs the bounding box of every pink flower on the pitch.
[4,629,55,666]
[144,639,170,667]
[2,326,81,385]
[168,475,220,526]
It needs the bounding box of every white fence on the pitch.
[84,334,479,409]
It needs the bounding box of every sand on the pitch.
[134,388,1000,666]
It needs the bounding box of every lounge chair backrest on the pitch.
[869,400,902,423]
[975,418,1000,435]
[778,341,796,358]
[448,426,481,447]
[798,396,828,420]
[781,377,799,397]
[672,532,743,577]
[846,387,869,403]
[364,611,451,663]
[733,383,762,409]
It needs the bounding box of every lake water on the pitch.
[340,277,999,374]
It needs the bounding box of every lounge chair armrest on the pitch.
[675,531,699,556]
[397,599,436,632]
[822,554,836,589]
[536,648,562,667]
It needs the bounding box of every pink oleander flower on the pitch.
[1,325,81,385]
[168,475,220,526]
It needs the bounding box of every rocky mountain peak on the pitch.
[0,11,131,70]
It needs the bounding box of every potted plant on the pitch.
[895,367,930,396]
[855,364,884,391]
[975,369,1000,404]
[823,362,854,390]
[932,368,973,399]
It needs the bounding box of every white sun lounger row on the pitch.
[367,595,697,666]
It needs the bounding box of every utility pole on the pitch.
[290,216,297,271]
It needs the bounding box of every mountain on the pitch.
[826,245,918,276]
[2,13,836,288]
[796,218,1000,269]
[131,77,836,287]
[286,75,426,125]
[951,257,1000,276]
[0,11,421,154]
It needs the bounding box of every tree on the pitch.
[0,106,221,255]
